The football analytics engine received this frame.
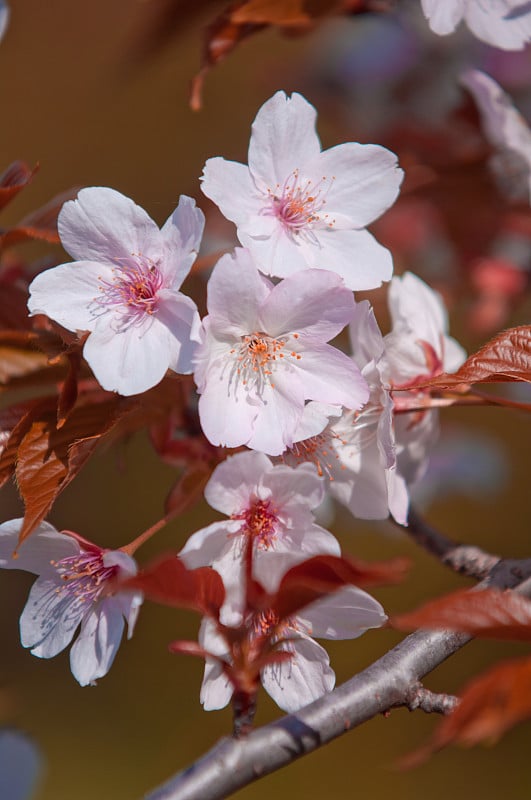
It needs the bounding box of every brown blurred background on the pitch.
[1,1,531,798]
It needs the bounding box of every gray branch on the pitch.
[143,556,531,800]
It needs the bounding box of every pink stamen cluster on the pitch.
[264,171,336,240]
[233,499,279,549]
[51,551,118,603]
[96,255,164,327]
[230,332,301,391]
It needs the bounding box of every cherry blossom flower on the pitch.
[0,519,142,686]
[198,583,386,713]
[193,248,368,456]
[284,300,409,524]
[461,69,531,203]
[180,450,342,624]
[28,187,204,396]
[384,272,467,486]
[201,91,403,291]
[421,0,531,50]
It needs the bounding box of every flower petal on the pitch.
[299,586,386,639]
[421,0,464,35]
[201,158,261,226]
[69,598,126,685]
[310,227,394,291]
[0,520,79,575]
[58,187,161,264]
[206,249,271,337]
[20,575,85,658]
[204,451,273,515]
[261,633,335,712]
[290,342,369,410]
[160,195,205,287]
[156,291,201,375]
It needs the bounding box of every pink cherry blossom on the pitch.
[421,0,531,50]
[193,248,368,456]
[201,91,403,291]
[198,583,386,713]
[0,519,142,686]
[461,69,531,204]
[28,187,204,396]
[284,300,408,525]
[180,450,342,625]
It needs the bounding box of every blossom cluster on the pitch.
[2,89,468,714]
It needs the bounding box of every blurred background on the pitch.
[1,1,531,797]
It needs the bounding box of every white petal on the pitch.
[261,462,325,511]
[179,521,240,569]
[248,92,321,189]
[69,599,126,685]
[421,0,464,35]
[307,142,403,228]
[20,575,85,658]
[299,586,386,639]
[244,373,305,456]
[200,158,261,226]
[261,634,335,712]
[58,187,162,264]
[239,223,314,278]
[156,291,201,375]
[349,300,385,371]
[198,619,233,710]
[83,314,172,395]
[309,227,394,291]
[260,268,355,341]
[0,520,79,575]
[290,343,369,410]
[160,195,205,287]
[291,401,342,443]
[206,249,271,337]
[197,357,260,449]
[28,260,114,332]
[465,1,531,50]
[204,451,273,515]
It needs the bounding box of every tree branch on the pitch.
[396,507,500,579]
[143,556,531,800]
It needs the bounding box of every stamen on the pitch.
[92,253,164,330]
[263,170,336,242]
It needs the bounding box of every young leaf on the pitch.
[392,588,531,641]
[0,161,37,212]
[123,556,225,618]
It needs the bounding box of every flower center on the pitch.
[51,551,118,604]
[95,255,164,329]
[233,498,279,549]
[264,169,336,240]
[229,331,301,393]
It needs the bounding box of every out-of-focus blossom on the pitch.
[180,450,341,624]
[0,729,42,800]
[461,68,531,203]
[421,0,531,50]
[28,188,204,396]
[201,91,403,291]
[193,248,368,456]
[198,586,386,713]
[0,520,142,686]
[284,301,409,525]
[0,2,9,42]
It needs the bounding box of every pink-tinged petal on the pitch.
[395,409,439,486]
[156,291,201,375]
[239,224,315,278]
[290,343,368,410]
[179,520,241,569]
[245,375,305,456]
[102,549,137,577]
[58,187,162,264]
[299,586,386,639]
[83,315,172,395]
[69,598,125,685]
[306,142,403,229]
[421,0,464,34]
[311,227,394,291]
[349,300,385,370]
[199,619,233,710]
[197,361,259,449]
[27,260,114,333]
[201,158,261,226]
[330,439,392,520]
[160,195,205,287]
[292,401,342,443]
[261,462,325,511]
[253,526,339,593]
[388,272,448,351]
[206,249,272,337]
[248,91,321,190]
[204,451,273,515]
[444,336,467,372]
[20,575,85,658]
[261,634,335,712]
[260,269,355,340]
[387,469,409,526]
[0,520,79,575]
[466,1,531,50]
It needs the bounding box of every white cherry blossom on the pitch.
[201,91,403,291]
[28,187,204,396]
[180,450,341,625]
[461,68,531,203]
[198,584,386,713]
[0,519,142,686]
[421,0,531,50]
[193,248,368,456]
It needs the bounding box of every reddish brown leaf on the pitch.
[270,554,410,621]
[230,0,311,25]
[0,283,32,330]
[402,657,531,765]
[0,187,79,248]
[0,332,51,382]
[393,588,531,642]
[168,639,220,661]
[410,326,531,390]
[56,350,81,428]
[0,161,37,212]
[15,397,134,544]
[123,556,225,618]
[164,462,211,516]
[0,397,56,489]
